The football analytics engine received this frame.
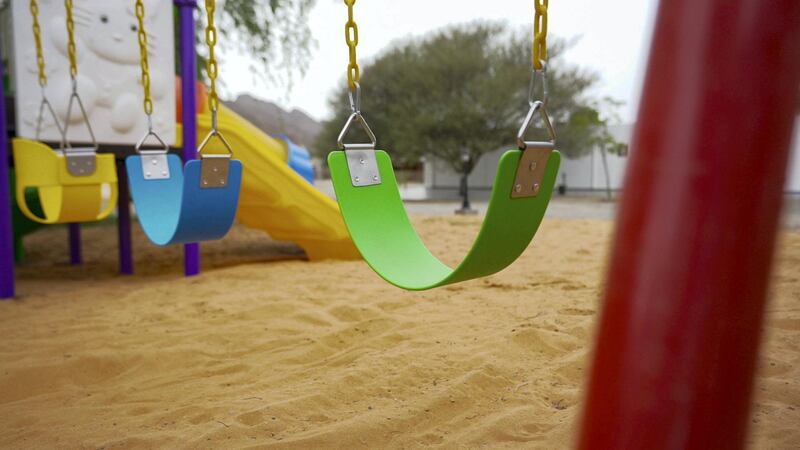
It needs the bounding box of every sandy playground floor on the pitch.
[0,216,798,448]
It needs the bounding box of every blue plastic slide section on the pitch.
[126,154,243,246]
[276,134,315,184]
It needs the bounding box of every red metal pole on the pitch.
[578,0,800,449]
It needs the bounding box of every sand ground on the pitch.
[0,216,798,448]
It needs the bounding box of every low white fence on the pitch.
[424,123,800,199]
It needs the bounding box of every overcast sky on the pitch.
[223,0,659,123]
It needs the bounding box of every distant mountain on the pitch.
[225,94,322,148]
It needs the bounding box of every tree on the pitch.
[192,0,316,89]
[314,22,624,185]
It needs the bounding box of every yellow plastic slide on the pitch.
[195,105,359,260]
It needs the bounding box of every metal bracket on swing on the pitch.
[338,113,380,187]
[64,147,97,177]
[135,122,171,180]
[63,89,98,177]
[337,85,381,187]
[513,100,556,199]
[197,122,233,189]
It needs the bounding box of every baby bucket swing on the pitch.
[125,0,242,246]
[328,0,561,290]
[12,0,118,225]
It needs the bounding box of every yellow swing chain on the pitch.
[29,0,66,144]
[344,0,360,92]
[135,0,153,118]
[336,0,376,150]
[30,0,47,87]
[132,0,168,153]
[205,0,220,117]
[532,0,548,71]
[61,0,97,148]
[527,0,551,107]
[64,0,78,80]
[518,0,556,150]
[195,0,234,157]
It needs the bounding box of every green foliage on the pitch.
[315,22,623,173]
[193,0,316,89]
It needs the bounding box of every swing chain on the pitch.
[135,0,153,119]
[529,0,549,106]
[337,0,376,153]
[29,0,65,148]
[517,0,556,151]
[337,0,379,185]
[64,0,77,79]
[60,0,99,171]
[197,0,234,164]
[30,0,47,87]
[532,0,548,71]
[344,0,360,91]
[132,0,169,163]
[205,0,220,119]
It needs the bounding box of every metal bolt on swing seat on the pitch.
[530,161,537,171]
[515,184,523,193]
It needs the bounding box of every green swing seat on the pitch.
[328,147,560,290]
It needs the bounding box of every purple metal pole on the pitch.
[176,0,200,277]
[0,53,15,298]
[68,223,81,265]
[116,159,133,274]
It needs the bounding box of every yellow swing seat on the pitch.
[12,138,118,224]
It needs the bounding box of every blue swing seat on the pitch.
[126,154,243,246]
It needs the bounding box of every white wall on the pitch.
[425,122,800,197]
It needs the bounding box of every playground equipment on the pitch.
[0,0,356,293]
[126,0,242,246]
[328,0,560,290]
[11,0,118,225]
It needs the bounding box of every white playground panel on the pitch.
[9,0,176,146]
